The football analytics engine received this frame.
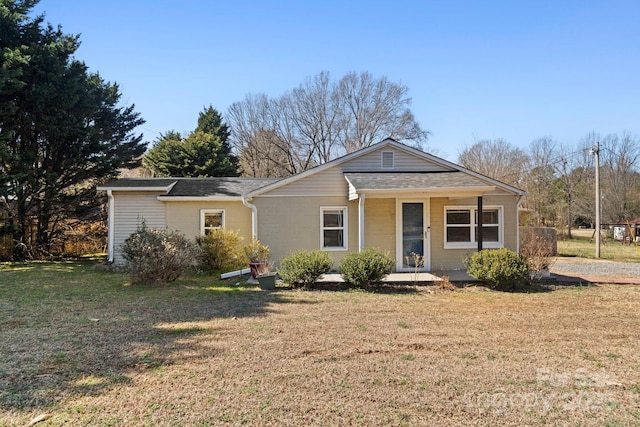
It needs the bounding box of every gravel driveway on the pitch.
[550,257,640,284]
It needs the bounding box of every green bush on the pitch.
[464,248,529,290]
[340,248,394,288]
[197,229,245,271]
[278,250,332,288]
[121,222,201,285]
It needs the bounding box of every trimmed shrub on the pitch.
[278,250,332,288]
[340,248,394,288]
[197,229,245,271]
[121,222,201,285]
[464,248,528,290]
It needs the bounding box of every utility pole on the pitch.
[592,141,601,258]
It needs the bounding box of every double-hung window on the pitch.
[200,209,224,235]
[321,207,347,250]
[444,206,502,249]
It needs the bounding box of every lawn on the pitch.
[2,261,640,426]
[558,228,640,263]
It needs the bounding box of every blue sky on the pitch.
[33,0,640,161]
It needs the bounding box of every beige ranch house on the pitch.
[99,139,525,272]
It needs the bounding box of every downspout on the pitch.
[242,197,258,239]
[107,190,114,263]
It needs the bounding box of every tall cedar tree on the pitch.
[143,106,239,177]
[0,0,146,259]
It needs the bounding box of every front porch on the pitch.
[317,269,475,284]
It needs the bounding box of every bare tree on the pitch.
[522,136,559,226]
[457,138,528,188]
[598,131,640,223]
[335,71,428,153]
[554,141,593,238]
[227,71,429,177]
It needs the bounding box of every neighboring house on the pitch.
[98,139,526,271]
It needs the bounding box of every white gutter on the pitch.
[242,197,258,238]
[107,190,115,263]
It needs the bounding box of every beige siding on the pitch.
[263,146,453,197]
[165,201,253,241]
[254,196,358,269]
[112,191,166,264]
[364,198,395,255]
[429,195,519,270]
[342,146,452,172]
[265,168,348,197]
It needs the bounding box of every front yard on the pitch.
[1,261,640,426]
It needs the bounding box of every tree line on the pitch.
[458,134,640,236]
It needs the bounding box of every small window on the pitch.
[321,207,347,250]
[444,206,503,249]
[381,151,394,169]
[201,209,224,235]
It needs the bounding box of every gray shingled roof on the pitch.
[167,178,278,197]
[99,177,279,197]
[344,172,495,191]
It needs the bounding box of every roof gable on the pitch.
[250,138,525,196]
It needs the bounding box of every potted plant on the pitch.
[243,238,270,279]
[256,262,277,290]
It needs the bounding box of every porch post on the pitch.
[358,193,365,252]
[477,196,483,251]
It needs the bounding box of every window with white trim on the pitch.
[321,207,347,250]
[444,206,503,249]
[201,209,224,235]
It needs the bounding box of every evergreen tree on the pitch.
[0,0,145,259]
[143,106,239,177]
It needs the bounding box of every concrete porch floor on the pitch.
[317,269,475,283]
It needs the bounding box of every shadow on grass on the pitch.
[0,261,299,415]
[285,281,424,294]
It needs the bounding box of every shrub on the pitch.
[243,238,270,263]
[464,248,528,290]
[340,248,394,288]
[196,229,245,271]
[520,228,557,280]
[278,250,332,288]
[121,222,201,285]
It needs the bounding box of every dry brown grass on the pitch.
[2,262,640,426]
[558,228,640,263]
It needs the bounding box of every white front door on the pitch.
[396,199,430,271]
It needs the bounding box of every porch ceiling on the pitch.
[344,172,496,200]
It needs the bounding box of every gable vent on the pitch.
[381,151,394,169]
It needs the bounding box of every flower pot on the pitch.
[249,261,270,279]
[257,272,277,290]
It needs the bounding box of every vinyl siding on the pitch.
[254,196,359,269]
[112,191,167,264]
[165,201,253,241]
[264,168,348,197]
[342,146,452,172]
[364,198,395,255]
[429,195,519,270]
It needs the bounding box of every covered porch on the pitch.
[317,269,475,284]
[344,171,496,272]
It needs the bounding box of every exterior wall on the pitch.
[165,201,253,241]
[342,146,452,172]
[364,198,395,255]
[265,168,347,197]
[112,191,167,264]
[254,196,358,270]
[429,195,519,270]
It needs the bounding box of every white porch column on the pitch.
[358,193,365,251]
